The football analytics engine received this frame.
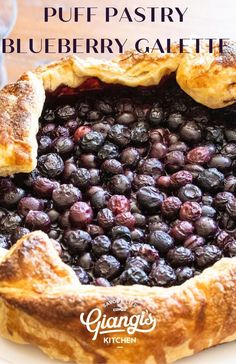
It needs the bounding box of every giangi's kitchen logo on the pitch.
[80,299,157,346]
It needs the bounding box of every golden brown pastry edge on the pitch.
[0,232,236,364]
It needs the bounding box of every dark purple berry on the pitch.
[195,245,222,269]
[167,247,195,267]
[38,153,64,178]
[137,186,164,214]
[195,217,218,237]
[25,211,51,232]
[149,231,174,254]
[70,202,94,227]
[94,255,120,279]
[64,229,91,254]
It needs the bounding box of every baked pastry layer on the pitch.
[0,73,45,176]
[0,232,236,364]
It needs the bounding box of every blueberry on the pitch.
[87,110,102,122]
[86,224,104,238]
[33,177,58,198]
[56,105,76,120]
[221,143,236,158]
[138,158,163,176]
[201,205,216,218]
[25,211,51,233]
[180,121,202,143]
[90,190,110,210]
[149,231,174,254]
[70,202,94,227]
[64,229,92,254]
[226,198,236,217]
[108,124,131,146]
[167,112,185,130]
[70,168,90,189]
[132,175,155,190]
[179,201,202,221]
[97,142,119,160]
[92,235,111,256]
[116,112,136,125]
[150,142,167,159]
[224,175,236,193]
[111,238,131,261]
[97,208,114,229]
[38,135,52,155]
[120,267,149,285]
[132,243,159,263]
[148,104,164,125]
[195,245,222,269]
[93,277,111,287]
[38,153,64,178]
[161,197,182,218]
[170,221,194,241]
[74,267,91,284]
[170,170,193,188]
[101,159,123,175]
[53,137,74,156]
[206,126,224,143]
[77,102,90,118]
[176,266,194,284]
[81,131,105,152]
[42,108,55,122]
[52,184,81,209]
[0,187,25,209]
[111,225,131,241]
[224,240,236,257]
[178,184,202,202]
[131,228,145,242]
[207,154,232,172]
[79,153,97,169]
[224,128,236,142]
[120,147,140,167]
[94,255,120,279]
[126,256,150,273]
[149,263,176,287]
[77,253,93,270]
[108,174,131,195]
[0,213,22,234]
[214,192,234,211]
[137,186,164,214]
[131,122,149,144]
[197,168,224,191]
[95,99,113,115]
[195,217,218,237]
[184,235,205,251]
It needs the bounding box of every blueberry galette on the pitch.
[0,45,236,364]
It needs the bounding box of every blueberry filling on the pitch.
[0,79,236,287]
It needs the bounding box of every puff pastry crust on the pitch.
[0,73,45,176]
[0,44,236,364]
[0,232,236,364]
